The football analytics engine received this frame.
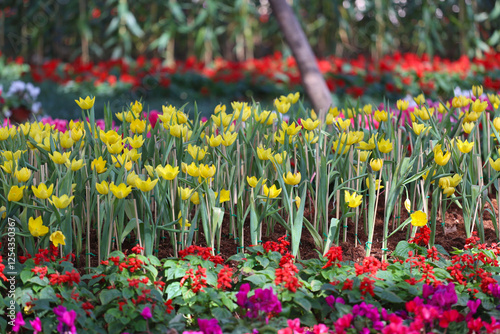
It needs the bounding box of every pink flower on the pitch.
[30,317,42,334]
[141,306,152,320]
[13,312,25,332]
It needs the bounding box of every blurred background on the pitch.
[1,0,500,119]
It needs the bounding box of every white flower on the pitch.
[26,83,40,99]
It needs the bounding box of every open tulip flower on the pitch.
[8,185,25,202]
[345,190,362,208]
[283,171,301,186]
[75,96,95,109]
[29,216,49,237]
[49,194,75,209]
[110,182,133,199]
[263,184,282,199]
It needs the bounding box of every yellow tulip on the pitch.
[130,100,143,113]
[190,192,201,205]
[200,164,216,179]
[397,100,410,111]
[328,107,340,117]
[14,167,31,182]
[0,126,9,140]
[410,210,427,227]
[66,158,85,171]
[365,178,384,190]
[263,184,282,199]
[462,122,474,134]
[111,154,129,168]
[281,122,301,136]
[29,216,49,237]
[216,189,230,203]
[135,177,158,192]
[434,149,451,166]
[49,151,71,165]
[295,196,301,209]
[344,190,362,208]
[71,127,84,142]
[301,118,320,131]
[8,185,25,202]
[374,110,388,122]
[49,194,74,209]
[0,206,6,219]
[59,132,74,149]
[490,157,500,171]
[208,134,222,147]
[50,231,66,247]
[184,162,199,177]
[100,130,121,145]
[413,94,425,106]
[130,119,146,134]
[471,99,488,114]
[128,135,144,149]
[31,183,54,200]
[472,85,483,98]
[247,176,266,188]
[257,146,272,160]
[283,171,301,186]
[304,131,319,144]
[109,182,133,199]
[221,131,237,146]
[106,141,124,154]
[369,159,383,172]
[378,138,393,154]
[91,157,107,174]
[274,99,291,114]
[404,199,411,212]
[443,187,455,197]
[178,187,193,200]
[95,181,109,195]
[75,96,95,109]
[456,139,474,154]
[358,150,371,162]
[187,144,207,160]
[126,171,139,187]
[156,164,179,180]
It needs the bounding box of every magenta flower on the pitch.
[236,283,250,307]
[141,306,152,320]
[30,317,42,334]
[325,295,345,308]
[198,318,222,334]
[12,312,25,332]
[53,306,77,334]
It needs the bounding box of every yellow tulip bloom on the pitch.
[178,187,193,200]
[378,138,393,154]
[490,157,500,171]
[59,132,74,149]
[0,206,6,219]
[49,151,71,165]
[14,167,31,182]
[369,159,383,172]
[247,176,266,188]
[221,131,237,146]
[456,139,474,154]
[8,185,25,202]
[397,99,410,111]
[128,135,145,149]
[301,118,320,131]
[472,85,483,98]
[75,96,95,109]
[126,171,139,187]
[49,194,75,209]
[136,177,158,192]
[71,127,84,142]
[365,178,384,190]
[190,192,201,205]
[91,157,107,174]
[434,149,451,166]
[410,210,427,227]
[358,150,371,162]
[208,134,222,147]
[283,171,301,186]
[257,146,272,160]
[29,216,49,237]
[156,164,179,180]
[216,189,230,203]
[263,184,282,198]
[110,182,133,199]
[344,190,362,208]
[187,144,207,160]
[66,158,85,171]
[106,141,124,154]
[374,110,388,122]
[95,181,109,195]
[50,231,66,247]
[199,164,216,179]
[32,183,54,200]
[462,122,474,134]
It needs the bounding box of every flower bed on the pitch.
[1,86,500,332]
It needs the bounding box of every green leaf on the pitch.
[379,290,404,304]
[244,274,269,285]
[100,289,122,305]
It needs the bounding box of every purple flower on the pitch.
[198,318,222,334]
[30,317,42,334]
[489,283,500,299]
[53,306,77,334]
[247,287,282,319]
[467,299,481,314]
[326,295,345,308]
[141,306,152,320]
[428,283,457,310]
[236,283,250,307]
[12,312,25,332]
[422,284,435,299]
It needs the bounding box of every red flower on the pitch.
[359,277,375,297]
[322,246,343,269]
[217,265,233,290]
[131,244,144,254]
[31,266,48,280]
[165,299,174,314]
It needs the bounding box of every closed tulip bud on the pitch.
[369,159,383,172]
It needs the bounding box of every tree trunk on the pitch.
[269,0,332,120]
